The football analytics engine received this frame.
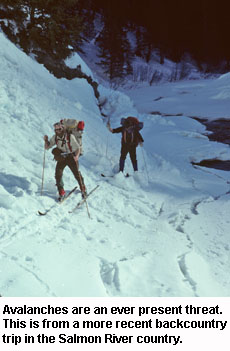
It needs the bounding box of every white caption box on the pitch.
[0,297,229,350]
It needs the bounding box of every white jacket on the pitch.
[47,132,80,154]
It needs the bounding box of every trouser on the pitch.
[55,155,85,191]
[119,143,138,172]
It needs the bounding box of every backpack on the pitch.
[120,116,143,131]
[60,119,85,132]
[52,147,65,162]
[60,118,85,155]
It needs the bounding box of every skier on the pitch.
[43,122,87,200]
[107,117,144,173]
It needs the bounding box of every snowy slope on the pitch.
[0,32,230,297]
[125,74,230,119]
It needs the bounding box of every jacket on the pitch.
[46,132,80,154]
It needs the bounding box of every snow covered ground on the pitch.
[0,32,230,297]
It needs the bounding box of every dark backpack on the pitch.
[120,116,143,130]
[52,147,65,162]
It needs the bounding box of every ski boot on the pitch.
[58,188,66,202]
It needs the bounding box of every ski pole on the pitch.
[41,146,46,195]
[84,195,90,218]
[106,134,109,158]
[141,147,150,183]
[105,117,111,159]
[79,172,91,219]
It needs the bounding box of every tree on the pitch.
[135,27,154,63]
[96,15,133,82]
[0,0,83,61]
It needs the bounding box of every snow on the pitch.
[125,77,230,119]
[0,31,230,297]
[65,52,94,77]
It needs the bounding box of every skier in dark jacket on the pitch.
[107,117,144,173]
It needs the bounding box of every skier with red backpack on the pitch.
[43,121,87,200]
[107,116,144,173]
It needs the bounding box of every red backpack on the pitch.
[120,117,143,130]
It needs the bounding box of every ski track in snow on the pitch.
[1,159,229,297]
[0,251,56,296]
[164,165,230,296]
[91,165,229,296]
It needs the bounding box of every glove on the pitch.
[44,135,50,149]
[73,150,80,162]
[107,121,113,132]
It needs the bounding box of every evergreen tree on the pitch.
[96,17,133,82]
[0,0,83,61]
[77,0,97,40]
[135,27,153,63]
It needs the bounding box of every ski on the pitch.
[38,186,79,216]
[69,185,99,213]
[101,173,129,178]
